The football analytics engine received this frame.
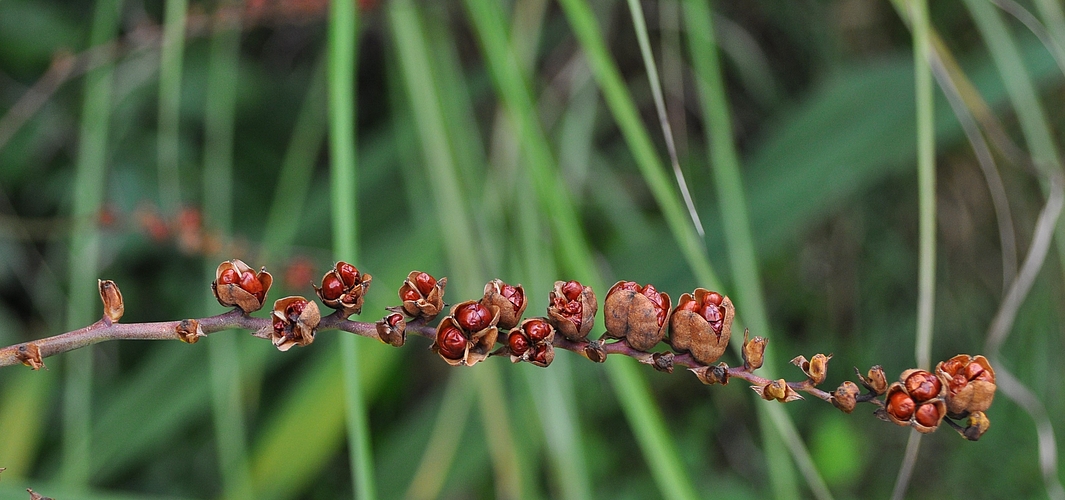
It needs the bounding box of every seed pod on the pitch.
[547,280,597,342]
[98,279,124,323]
[508,317,556,367]
[15,343,44,370]
[691,362,730,385]
[857,365,888,395]
[935,354,996,415]
[212,259,273,313]
[832,381,860,413]
[963,411,991,441]
[376,313,406,347]
[431,301,500,366]
[756,379,803,403]
[603,281,671,351]
[314,261,372,318]
[482,279,527,330]
[791,353,832,385]
[397,271,447,320]
[270,296,320,351]
[742,330,767,371]
[669,289,735,365]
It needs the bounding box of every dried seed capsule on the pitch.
[935,354,996,415]
[376,313,406,347]
[963,411,991,441]
[398,271,447,320]
[832,381,860,413]
[857,365,888,395]
[547,280,597,342]
[756,379,803,403]
[212,259,273,313]
[669,288,735,365]
[432,302,500,367]
[482,279,528,330]
[742,330,767,371]
[603,281,671,351]
[270,296,320,351]
[314,262,372,318]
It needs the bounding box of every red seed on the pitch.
[219,268,240,285]
[508,331,530,356]
[386,313,403,327]
[705,292,724,306]
[437,325,467,359]
[337,262,359,288]
[914,403,941,428]
[700,302,724,334]
[562,281,583,301]
[414,272,437,296]
[285,300,307,322]
[455,303,492,332]
[676,298,698,313]
[887,391,916,421]
[240,271,264,301]
[524,319,551,342]
[965,362,985,380]
[273,317,286,334]
[400,286,421,302]
[532,345,549,365]
[904,370,942,402]
[501,284,524,310]
[320,273,345,300]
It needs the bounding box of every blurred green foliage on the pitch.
[0,0,1063,498]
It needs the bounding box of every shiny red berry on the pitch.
[337,262,359,288]
[524,319,551,342]
[320,273,345,301]
[436,324,466,359]
[219,268,240,285]
[508,331,530,356]
[455,303,492,332]
[414,272,437,296]
[887,391,916,421]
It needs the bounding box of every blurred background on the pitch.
[0,0,1062,498]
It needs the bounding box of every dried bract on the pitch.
[176,318,205,344]
[547,280,597,342]
[857,365,888,395]
[98,279,124,323]
[669,289,734,365]
[397,271,447,320]
[270,296,320,351]
[15,343,44,370]
[603,281,671,351]
[315,261,372,318]
[936,354,996,415]
[691,362,730,385]
[756,379,803,403]
[482,279,527,330]
[212,259,273,313]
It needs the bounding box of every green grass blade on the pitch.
[681,1,828,498]
[328,0,377,497]
[61,0,123,487]
[910,0,936,373]
[201,9,253,499]
[157,0,187,214]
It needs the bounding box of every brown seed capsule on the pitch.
[547,280,597,342]
[397,271,447,320]
[314,261,372,318]
[508,317,555,366]
[741,329,767,371]
[584,340,607,363]
[832,381,860,413]
[857,365,888,395]
[434,318,467,365]
[963,411,991,441]
[885,383,915,425]
[902,369,942,403]
[212,259,273,313]
[528,343,554,368]
[791,353,832,385]
[692,362,730,385]
[603,281,672,351]
[482,279,528,330]
[756,379,803,403]
[669,289,735,365]
[376,313,406,347]
[935,354,996,415]
[432,303,500,367]
[270,296,320,351]
[98,279,124,324]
